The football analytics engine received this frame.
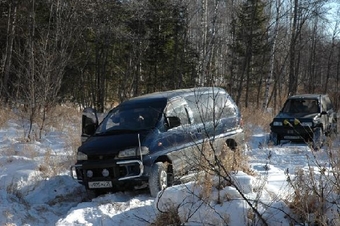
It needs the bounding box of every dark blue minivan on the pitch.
[71,87,245,197]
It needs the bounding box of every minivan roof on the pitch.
[121,87,226,106]
[288,94,327,99]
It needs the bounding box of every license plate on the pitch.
[88,181,112,189]
[287,130,294,134]
[284,135,300,140]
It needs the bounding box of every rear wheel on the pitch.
[331,119,337,137]
[149,162,171,197]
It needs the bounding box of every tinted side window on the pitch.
[185,92,237,123]
[185,93,214,123]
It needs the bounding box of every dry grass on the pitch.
[193,140,251,174]
[44,104,81,131]
[241,106,274,142]
[287,161,340,225]
[152,203,182,226]
[0,104,81,183]
[287,168,325,224]
[0,105,17,128]
[219,144,252,175]
[44,105,81,162]
[12,103,81,141]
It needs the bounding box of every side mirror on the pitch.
[81,107,99,142]
[84,123,97,135]
[167,116,181,129]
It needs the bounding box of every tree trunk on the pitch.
[288,0,299,96]
[1,2,17,103]
[263,0,281,110]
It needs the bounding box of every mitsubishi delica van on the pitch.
[70,87,245,197]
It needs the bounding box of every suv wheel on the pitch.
[331,119,337,137]
[149,162,170,197]
[269,132,280,145]
[313,127,324,150]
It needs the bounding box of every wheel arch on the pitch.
[226,138,238,150]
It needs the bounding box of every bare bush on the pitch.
[152,202,182,226]
[286,146,340,225]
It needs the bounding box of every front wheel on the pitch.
[149,162,171,197]
[313,127,324,150]
[269,132,280,145]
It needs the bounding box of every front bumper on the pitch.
[271,125,315,140]
[70,159,146,189]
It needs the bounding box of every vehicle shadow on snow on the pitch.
[248,132,333,150]
[247,132,339,173]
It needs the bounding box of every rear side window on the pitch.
[185,93,213,122]
[185,92,237,123]
[217,95,238,118]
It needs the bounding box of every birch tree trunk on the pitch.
[263,0,282,110]
[198,0,208,86]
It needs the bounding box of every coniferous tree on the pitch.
[229,0,270,107]
[144,0,197,93]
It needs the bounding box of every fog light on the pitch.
[87,170,93,178]
[294,118,300,125]
[283,119,290,126]
[102,169,109,177]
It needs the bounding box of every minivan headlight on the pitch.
[273,121,282,126]
[77,152,88,161]
[118,146,150,158]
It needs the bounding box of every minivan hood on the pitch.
[78,130,150,156]
[274,112,319,120]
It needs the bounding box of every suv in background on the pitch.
[269,94,337,149]
[71,87,245,197]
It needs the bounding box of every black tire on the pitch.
[331,119,337,137]
[270,132,280,145]
[149,162,169,197]
[313,127,324,150]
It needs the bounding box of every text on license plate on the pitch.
[88,181,112,189]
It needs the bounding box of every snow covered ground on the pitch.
[0,114,339,225]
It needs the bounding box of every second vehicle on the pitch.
[269,94,337,149]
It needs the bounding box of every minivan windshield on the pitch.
[96,105,163,134]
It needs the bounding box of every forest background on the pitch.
[1,0,340,139]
